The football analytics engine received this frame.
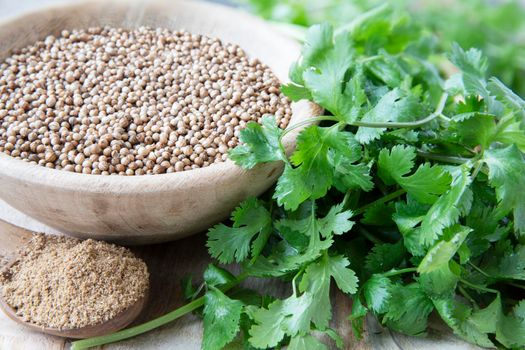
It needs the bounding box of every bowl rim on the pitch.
[0,0,315,194]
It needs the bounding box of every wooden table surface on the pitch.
[0,1,483,349]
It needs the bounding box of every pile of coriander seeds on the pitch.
[0,26,292,175]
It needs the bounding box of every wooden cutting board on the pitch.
[0,200,482,350]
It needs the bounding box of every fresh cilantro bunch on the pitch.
[71,4,525,350]
[240,0,525,97]
[200,6,525,350]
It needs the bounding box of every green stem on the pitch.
[459,278,499,294]
[71,275,247,350]
[458,285,479,309]
[353,189,406,216]
[508,282,525,291]
[348,92,449,129]
[470,160,484,180]
[383,267,418,277]
[357,226,384,244]
[467,261,491,278]
[416,151,471,165]
[278,116,340,163]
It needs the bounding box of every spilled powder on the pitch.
[0,234,149,330]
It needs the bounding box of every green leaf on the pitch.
[229,116,285,169]
[249,293,318,347]
[493,114,525,152]
[361,201,395,226]
[433,298,495,348]
[377,144,416,185]
[497,300,525,348]
[364,241,406,273]
[281,83,312,101]
[274,126,362,210]
[383,283,434,336]
[453,113,496,149]
[363,274,392,313]
[299,255,358,329]
[333,158,374,193]
[207,198,272,263]
[449,43,488,78]
[484,243,525,280]
[418,225,472,273]
[203,287,244,350]
[356,89,422,144]
[488,77,525,111]
[484,145,525,234]
[378,145,451,204]
[288,335,327,350]
[419,165,472,246]
[418,264,458,298]
[349,295,368,339]
[303,34,356,121]
[317,203,355,236]
[204,264,236,287]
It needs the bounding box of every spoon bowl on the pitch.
[0,292,147,339]
[0,0,320,244]
[0,220,148,339]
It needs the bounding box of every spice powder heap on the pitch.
[0,26,292,175]
[0,234,149,330]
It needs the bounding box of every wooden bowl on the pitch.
[0,0,319,244]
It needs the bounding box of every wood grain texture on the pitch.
[0,0,321,244]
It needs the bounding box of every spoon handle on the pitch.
[0,219,34,262]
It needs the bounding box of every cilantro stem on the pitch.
[280,116,339,141]
[470,160,484,180]
[278,116,340,163]
[458,285,479,309]
[467,261,491,278]
[71,275,248,350]
[349,92,449,129]
[357,226,384,244]
[416,151,471,164]
[383,267,418,277]
[459,278,499,294]
[508,282,525,291]
[353,189,406,216]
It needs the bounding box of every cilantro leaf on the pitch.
[355,89,422,144]
[484,145,525,234]
[203,287,244,350]
[364,241,406,273]
[229,116,285,169]
[275,126,363,210]
[317,203,355,236]
[418,264,458,298]
[418,225,472,273]
[203,264,236,287]
[433,298,495,348]
[378,145,451,204]
[382,283,434,336]
[288,335,327,350]
[207,198,272,263]
[419,165,473,246]
[249,292,320,347]
[363,274,392,313]
[299,255,358,329]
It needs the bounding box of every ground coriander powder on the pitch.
[0,234,149,330]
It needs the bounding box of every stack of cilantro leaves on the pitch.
[199,5,525,350]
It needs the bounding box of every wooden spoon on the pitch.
[0,219,147,339]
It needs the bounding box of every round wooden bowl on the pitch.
[0,0,320,244]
